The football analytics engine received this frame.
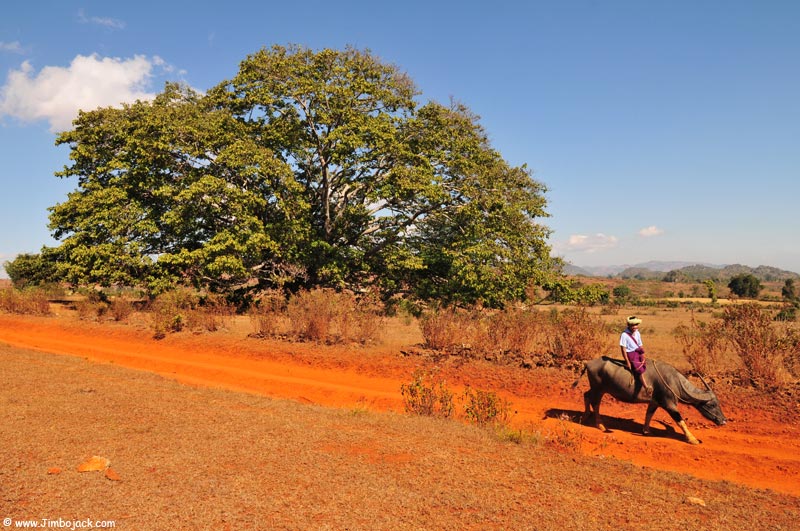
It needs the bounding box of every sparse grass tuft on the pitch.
[546,413,585,452]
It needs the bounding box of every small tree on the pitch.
[728,274,762,299]
[4,251,61,288]
[782,279,798,304]
[704,280,718,303]
[612,285,631,304]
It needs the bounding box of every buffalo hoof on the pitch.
[686,436,701,445]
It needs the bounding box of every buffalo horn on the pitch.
[698,373,713,392]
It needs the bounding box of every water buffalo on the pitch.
[572,356,726,444]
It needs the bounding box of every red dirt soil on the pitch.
[1,313,798,497]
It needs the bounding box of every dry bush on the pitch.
[186,294,236,332]
[721,304,797,388]
[546,307,610,363]
[335,291,385,345]
[420,307,479,352]
[399,368,455,418]
[285,288,384,344]
[0,287,51,315]
[149,288,200,338]
[477,307,546,359]
[287,289,337,342]
[781,328,800,379]
[109,297,134,322]
[248,289,288,338]
[74,299,106,321]
[673,313,728,377]
[462,387,512,428]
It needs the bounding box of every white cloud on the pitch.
[0,41,24,54]
[638,225,664,237]
[78,9,126,30]
[558,233,619,254]
[0,54,163,132]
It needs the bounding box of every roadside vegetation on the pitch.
[2,274,798,402]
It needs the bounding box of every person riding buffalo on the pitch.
[620,315,652,395]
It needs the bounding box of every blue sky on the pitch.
[2,1,799,278]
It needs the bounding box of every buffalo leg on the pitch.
[642,402,658,436]
[666,408,700,445]
[583,390,607,432]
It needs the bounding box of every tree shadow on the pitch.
[545,408,685,442]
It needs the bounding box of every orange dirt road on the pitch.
[1,313,798,497]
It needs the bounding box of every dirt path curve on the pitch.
[1,313,798,497]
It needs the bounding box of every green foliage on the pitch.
[612,285,631,303]
[782,279,798,303]
[542,279,609,305]
[727,274,762,299]
[4,251,61,288]
[46,45,554,307]
[775,305,797,322]
[704,280,718,303]
[400,369,455,418]
[462,387,511,427]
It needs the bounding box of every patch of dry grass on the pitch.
[1,345,797,531]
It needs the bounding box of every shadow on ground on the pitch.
[545,408,686,442]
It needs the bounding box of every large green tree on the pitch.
[728,274,762,299]
[47,45,555,305]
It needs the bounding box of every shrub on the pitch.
[0,287,51,315]
[481,307,545,359]
[149,288,199,338]
[546,307,609,363]
[74,299,106,321]
[335,291,384,345]
[109,297,134,322]
[775,305,797,322]
[249,290,288,338]
[612,285,631,303]
[721,303,793,388]
[463,387,511,427]
[400,369,454,418]
[285,288,384,344]
[673,313,727,377]
[185,294,235,332]
[420,306,478,352]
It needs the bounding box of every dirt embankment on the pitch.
[0,313,798,497]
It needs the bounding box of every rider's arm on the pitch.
[620,345,631,368]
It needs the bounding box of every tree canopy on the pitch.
[728,274,762,299]
[33,45,555,306]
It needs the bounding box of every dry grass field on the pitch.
[1,297,799,530]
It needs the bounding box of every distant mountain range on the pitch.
[564,261,800,281]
